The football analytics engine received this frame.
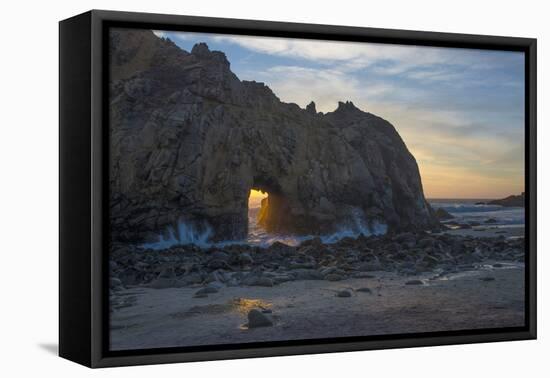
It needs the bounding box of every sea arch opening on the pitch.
[246,178,293,244]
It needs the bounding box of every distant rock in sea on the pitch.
[487,193,525,207]
[435,207,454,220]
[108,29,439,243]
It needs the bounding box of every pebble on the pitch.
[325,273,344,281]
[251,277,274,287]
[207,280,225,290]
[193,286,218,298]
[149,278,175,289]
[238,253,254,265]
[336,290,352,297]
[356,287,372,294]
[352,273,375,279]
[200,286,219,294]
[207,259,230,270]
[291,269,323,280]
[479,277,495,281]
[210,251,229,261]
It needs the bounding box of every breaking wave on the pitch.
[140,207,387,250]
[246,205,386,247]
[429,200,525,226]
[141,221,214,250]
[431,202,506,213]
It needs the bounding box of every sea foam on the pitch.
[141,207,387,250]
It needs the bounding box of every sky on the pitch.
[154,30,525,199]
[248,189,268,209]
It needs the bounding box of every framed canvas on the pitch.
[59,10,537,368]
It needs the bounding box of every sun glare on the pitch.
[248,189,268,209]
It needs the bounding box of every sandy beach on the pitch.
[109,225,525,350]
[110,225,525,351]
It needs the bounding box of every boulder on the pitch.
[207,259,230,270]
[180,272,203,285]
[357,261,382,272]
[479,277,496,282]
[149,278,176,289]
[290,269,324,280]
[356,287,372,294]
[110,277,124,291]
[249,277,274,287]
[247,309,274,328]
[336,290,352,297]
[193,286,218,297]
[238,252,254,265]
[324,273,345,281]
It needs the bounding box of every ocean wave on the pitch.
[431,201,525,226]
[430,202,510,213]
[246,206,387,247]
[141,209,387,250]
[247,220,387,248]
[141,221,214,250]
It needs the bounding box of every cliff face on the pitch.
[109,28,439,243]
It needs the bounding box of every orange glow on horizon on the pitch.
[416,162,525,200]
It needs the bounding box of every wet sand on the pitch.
[110,262,524,351]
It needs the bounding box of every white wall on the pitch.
[0,0,546,376]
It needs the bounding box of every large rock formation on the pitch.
[109,28,439,243]
[487,193,525,207]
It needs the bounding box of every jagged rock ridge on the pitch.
[108,28,439,243]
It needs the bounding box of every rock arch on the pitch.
[108,29,439,244]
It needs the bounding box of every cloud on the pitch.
[154,30,200,42]
[211,35,447,66]
[252,66,362,112]
[402,68,462,82]
[210,34,519,80]
[369,103,525,197]
[253,65,421,113]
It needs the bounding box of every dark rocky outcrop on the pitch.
[435,207,454,220]
[109,28,439,243]
[487,193,525,207]
[109,232,526,290]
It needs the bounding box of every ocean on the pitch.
[245,207,387,247]
[428,199,525,227]
[141,199,524,250]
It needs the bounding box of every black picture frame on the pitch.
[59,9,537,368]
